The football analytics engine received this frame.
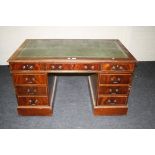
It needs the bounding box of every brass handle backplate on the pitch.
[106,99,117,105]
[29,99,38,105]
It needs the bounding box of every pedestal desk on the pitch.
[8,39,137,116]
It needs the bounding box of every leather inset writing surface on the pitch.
[17,39,128,58]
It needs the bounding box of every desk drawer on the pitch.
[99,86,129,95]
[101,63,135,72]
[74,64,99,70]
[13,74,47,84]
[10,63,44,71]
[16,86,47,96]
[46,63,100,71]
[17,97,48,106]
[98,96,127,106]
[46,64,71,70]
[99,74,132,84]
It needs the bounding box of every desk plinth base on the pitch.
[92,106,128,116]
[17,106,52,116]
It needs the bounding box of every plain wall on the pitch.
[0,26,155,65]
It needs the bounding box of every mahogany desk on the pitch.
[8,39,137,116]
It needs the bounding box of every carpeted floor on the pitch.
[0,62,155,129]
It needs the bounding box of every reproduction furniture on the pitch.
[8,39,137,116]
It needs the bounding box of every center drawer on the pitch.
[99,86,129,95]
[13,74,47,84]
[16,86,47,96]
[46,63,100,71]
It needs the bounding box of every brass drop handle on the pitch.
[22,64,34,70]
[111,65,124,70]
[27,88,37,94]
[25,77,36,83]
[51,65,55,69]
[28,65,34,70]
[84,65,88,69]
[111,65,116,70]
[22,65,26,70]
[29,99,38,105]
[91,65,95,70]
[119,66,124,70]
[109,88,119,94]
[110,77,121,84]
[58,65,62,69]
[27,88,30,93]
[32,77,36,81]
[25,77,29,81]
[117,77,121,82]
[107,99,117,105]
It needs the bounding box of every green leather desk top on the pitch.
[15,39,129,59]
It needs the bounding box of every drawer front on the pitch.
[46,63,100,71]
[99,74,132,84]
[16,86,47,96]
[98,96,127,106]
[101,63,135,72]
[46,64,71,70]
[10,63,44,71]
[99,86,129,95]
[13,74,47,84]
[17,97,48,106]
[73,64,99,70]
